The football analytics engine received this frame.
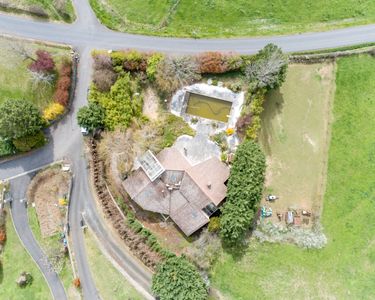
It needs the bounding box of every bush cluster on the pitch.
[111,50,149,73]
[89,73,143,130]
[220,140,266,245]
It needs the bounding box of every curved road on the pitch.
[1,0,375,299]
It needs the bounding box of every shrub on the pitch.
[198,52,243,74]
[28,50,55,73]
[77,102,105,132]
[220,140,266,245]
[72,278,81,288]
[60,63,72,76]
[43,103,65,121]
[245,43,288,90]
[92,54,117,92]
[12,131,46,152]
[186,229,221,271]
[93,69,117,92]
[228,82,242,92]
[57,76,71,91]
[0,99,44,140]
[198,52,230,74]
[146,53,164,81]
[236,113,252,136]
[54,89,69,106]
[160,114,195,148]
[0,138,16,157]
[93,54,113,71]
[0,229,6,245]
[208,217,220,233]
[152,255,208,300]
[53,61,72,107]
[155,56,201,96]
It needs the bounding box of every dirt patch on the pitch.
[259,62,335,228]
[143,87,160,120]
[27,166,70,238]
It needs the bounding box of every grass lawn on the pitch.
[211,56,375,299]
[0,36,71,157]
[258,63,335,224]
[90,0,375,37]
[84,229,144,300]
[28,208,79,299]
[0,0,75,22]
[0,37,70,110]
[0,213,51,300]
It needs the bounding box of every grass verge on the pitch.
[0,213,51,299]
[28,208,78,299]
[0,0,75,22]
[211,55,375,299]
[83,229,144,300]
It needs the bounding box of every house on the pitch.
[123,148,229,236]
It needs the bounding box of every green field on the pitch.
[0,214,51,300]
[211,56,375,299]
[258,63,334,224]
[0,0,75,22]
[90,0,375,37]
[84,230,143,300]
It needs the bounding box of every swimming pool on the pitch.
[185,92,232,122]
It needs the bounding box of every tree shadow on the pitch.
[259,89,285,156]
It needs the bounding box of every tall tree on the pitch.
[0,99,44,140]
[220,140,266,245]
[77,102,105,132]
[152,255,208,300]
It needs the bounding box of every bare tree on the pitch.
[9,42,35,62]
[245,43,288,90]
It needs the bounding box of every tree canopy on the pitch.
[77,102,105,132]
[220,140,266,245]
[151,255,208,300]
[245,43,288,90]
[0,99,44,140]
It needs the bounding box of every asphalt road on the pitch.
[1,0,375,299]
[1,0,375,54]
